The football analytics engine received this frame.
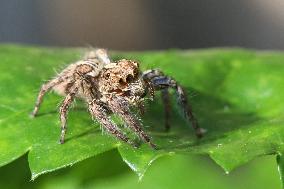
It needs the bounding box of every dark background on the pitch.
[1,0,284,50]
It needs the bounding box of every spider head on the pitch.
[99,59,147,105]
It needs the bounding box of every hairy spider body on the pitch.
[31,49,204,149]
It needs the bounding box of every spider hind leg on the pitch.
[31,77,64,117]
[59,86,78,144]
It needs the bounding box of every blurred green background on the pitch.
[0,150,280,189]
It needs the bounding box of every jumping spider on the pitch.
[31,49,204,149]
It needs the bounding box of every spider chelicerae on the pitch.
[31,49,204,149]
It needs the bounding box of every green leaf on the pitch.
[0,45,283,181]
[0,151,281,189]
[277,153,284,188]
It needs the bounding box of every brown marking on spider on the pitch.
[31,49,204,149]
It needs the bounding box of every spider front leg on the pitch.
[143,69,204,138]
[108,97,157,149]
[59,84,78,144]
[161,89,171,131]
[31,77,64,117]
[143,70,171,131]
[175,84,204,137]
[88,101,136,147]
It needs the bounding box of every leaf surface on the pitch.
[0,45,283,181]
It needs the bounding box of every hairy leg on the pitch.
[175,84,204,137]
[108,97,157,149]
[161,89,171,131]
[136,100,145,116]
[31,77,64,117]
[88,101,136,147]
[142,69,162,100]
[143,69,204,138]
[84,48,111,64]
[59,84,78,144]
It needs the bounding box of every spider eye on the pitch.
[119,78,124,84]
[105,73,110,79]
[126,74,134,83]
[133,69,139,77]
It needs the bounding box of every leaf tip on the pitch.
[30,172,40,181]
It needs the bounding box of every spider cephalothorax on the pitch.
[98,59,146,105]
[31,49,204,149]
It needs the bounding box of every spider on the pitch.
[31,49,204,149]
